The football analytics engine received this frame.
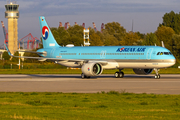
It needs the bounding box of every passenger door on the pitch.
[146,48,153,60]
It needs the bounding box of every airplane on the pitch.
[5,16,176,79]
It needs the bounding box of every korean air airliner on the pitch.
[5,16,176,79]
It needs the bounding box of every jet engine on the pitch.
[133,69,153,75]
[81,63,103,76]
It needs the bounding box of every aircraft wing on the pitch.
[11,55,108,65]
[11,55,85,62]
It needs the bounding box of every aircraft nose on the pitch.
[171,59,176,65]
[171,55,176,65]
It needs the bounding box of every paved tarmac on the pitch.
[0,74,179,94]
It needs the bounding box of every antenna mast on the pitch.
[132,20,134,32]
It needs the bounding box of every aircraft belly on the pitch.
[117,61,175,69]
[152,62,175,68]
[55,59,175,69]
[102,62,119,69]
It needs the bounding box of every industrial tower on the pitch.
[83,28,90,46]
[5,1,19,54]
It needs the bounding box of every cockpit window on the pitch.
[164,52,169,55]
[157,52,172,55]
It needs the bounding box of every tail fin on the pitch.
[39,16,60,48]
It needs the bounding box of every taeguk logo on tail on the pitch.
[42,26,49,40]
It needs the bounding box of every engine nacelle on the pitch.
[133,69,153,75]
[81,63,103,76]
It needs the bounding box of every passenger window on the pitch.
[157,52,160,55]
[160,52,163,55]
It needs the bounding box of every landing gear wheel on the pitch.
[119,72,124,78]
[155,74,160,79]
[115,72,124,78]
[81,73,85,79]
[81,73,90,79]
[86,76,91,79]
[115,72,120,78]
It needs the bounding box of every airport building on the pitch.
[5,1,19,55]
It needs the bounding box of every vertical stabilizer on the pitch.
[39,16,60,48]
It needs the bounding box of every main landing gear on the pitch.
[114,69,124,78]
[81,73,90,79]
[154,68,160,79]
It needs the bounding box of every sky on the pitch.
[0,0,180,46]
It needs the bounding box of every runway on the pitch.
[0,74,180,94]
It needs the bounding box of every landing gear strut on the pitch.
[115,69,124,78]
[154,68,160,79]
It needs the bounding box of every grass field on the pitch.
[0,92,180,120]
[0,68,179,74]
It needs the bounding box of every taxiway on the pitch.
[0,74,179,94]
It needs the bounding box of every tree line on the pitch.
[2,11,180,65]
[50,11,180,64]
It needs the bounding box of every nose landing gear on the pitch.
[154,68,160,79]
